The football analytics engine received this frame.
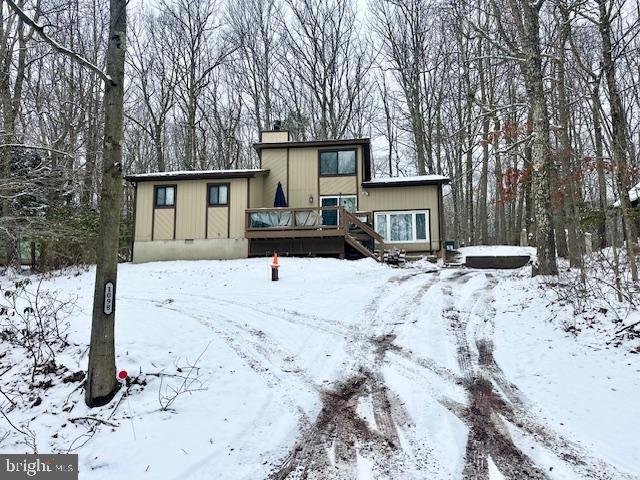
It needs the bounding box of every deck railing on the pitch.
[245,206,348,238]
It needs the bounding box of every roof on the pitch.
[124,168,269,182]
[253,137,371,152]
[361,174,450,188]
[613,182,640,207]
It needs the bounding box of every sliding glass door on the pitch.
[321,196,357,226]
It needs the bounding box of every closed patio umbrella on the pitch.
[274,181,287,207]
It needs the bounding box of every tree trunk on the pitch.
[556,4,581,268]
[597,0,638,281]
[592,85,607,249]
[85,0,127,407]
[518,0,558,275]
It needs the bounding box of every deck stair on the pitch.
[342,210,385,261]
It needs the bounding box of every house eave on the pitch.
[253,138,371,152]
[124,169,270,183]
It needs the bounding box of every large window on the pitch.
[375,211,430,243]
[321,195,357,225]
[208,184,229,206]
[155,185,175,208]
[319,149,356,176]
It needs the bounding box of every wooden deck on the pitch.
[245,207,385,260]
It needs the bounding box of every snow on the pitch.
[613,182,640,207]
[1,252,639,479]
[126,168,268,179]
[493,270,640,475]
[458,245,536,259]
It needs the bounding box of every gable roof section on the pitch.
[361,174,450,188]
[124,168,269,183]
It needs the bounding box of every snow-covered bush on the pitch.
[0,278,76,382]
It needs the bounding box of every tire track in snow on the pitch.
[441,270,635,480]
[269,268,443,479]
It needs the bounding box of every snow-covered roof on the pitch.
[613,182,640,207]
[125,168,269,182]
[361,174,449,188]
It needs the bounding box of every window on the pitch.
[208,184,229,206]
[319,149,356,176]
[155,185,175,208]
[321,195,357,226]
[375,211,430,243]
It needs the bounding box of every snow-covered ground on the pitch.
[458,245,536,262]
[1,257,639,479]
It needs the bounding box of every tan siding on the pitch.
[288,147,317,207]
[319,176,357,197]
[153,209,174,240]
[261,131,289,143]
[361,185,441,250]
[135,182,153,241]
[207,207,228,238]
[175,180,206,240]
[357,145,363,197]
[229,178,248,238]
[261,148,287,206]
[249,176,264,208]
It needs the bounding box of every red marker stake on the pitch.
[118,370,128,380]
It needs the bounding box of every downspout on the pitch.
[438,183,444,254]
[131,182,137,262]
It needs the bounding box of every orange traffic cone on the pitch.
[271,253,279,281]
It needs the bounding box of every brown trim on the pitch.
[245,229,346,239]
[125,169,269,183]
[131,183,137,261]
[205,203,209,239]
[317,160,320,206]
[151,195,155,241]
[356,146,361,203]
[153,184,177,209]
[361,178,449,188]
[317,148,358,178]
[286,147,290,202]
[227,202,231,238]
[173,187,177,240]
[206,182,230,206]
[254,137,370,152]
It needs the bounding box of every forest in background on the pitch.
[1,0,640,278]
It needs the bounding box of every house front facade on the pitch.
[125,130,449,263]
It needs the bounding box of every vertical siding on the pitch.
[153,209,174,240]
[319,176,357,197]
[135,182,153,241]
[175,180,206,240]
[249,176,264,208]
[207,207,228,238]
[261,148,287,206]
[360,185,441,245]
[229,178,248,238]
[288,147,317,208]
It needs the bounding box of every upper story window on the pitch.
[155,185,175,208]
[208,184,229,206]
[319,149,356,176]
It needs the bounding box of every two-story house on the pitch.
[125,129,449,263]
